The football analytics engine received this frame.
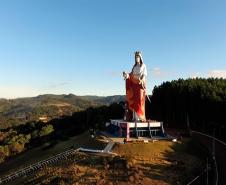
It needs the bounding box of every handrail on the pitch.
[0,148,80,184]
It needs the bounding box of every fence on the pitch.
[189,130,226,185]
[0,148,81,185]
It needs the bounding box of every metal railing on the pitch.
[0,148,80,185]
[187,169,207,185]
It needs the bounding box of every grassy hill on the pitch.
[19,138,205,185]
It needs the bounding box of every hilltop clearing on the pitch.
[19,138,205,185]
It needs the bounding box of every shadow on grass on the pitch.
[41,135,72,151]
[112,138,207,185]
[41,140,59,151]
[160,138,207,184]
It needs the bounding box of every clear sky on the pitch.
[0,0,226,98]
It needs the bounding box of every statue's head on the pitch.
[134,51,143,65]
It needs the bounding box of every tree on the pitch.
[150,78,226,141]
[39,125,54,137]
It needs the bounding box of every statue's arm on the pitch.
[139,65,147,86]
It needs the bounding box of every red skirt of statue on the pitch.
[126,74,146,121]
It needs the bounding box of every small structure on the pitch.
[107,119,165,140]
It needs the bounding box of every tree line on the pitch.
[149,78,226,142]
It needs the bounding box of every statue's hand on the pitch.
[139,78,145,86]
[123,71,129,79]
[139,79,146,89]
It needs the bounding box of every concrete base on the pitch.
[107,119,166,140]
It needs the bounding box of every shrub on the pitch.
[39,125,54,137]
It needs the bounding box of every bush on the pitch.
[39,125,54,137]
[0,145,9,158]
[9,142,25,154]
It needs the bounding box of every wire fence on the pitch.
[188,130,226,185]
[187,168,208,185]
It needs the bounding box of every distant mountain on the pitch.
[79,95,125,104]
[0,94,125,129]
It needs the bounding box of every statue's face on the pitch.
[135,55,141,64]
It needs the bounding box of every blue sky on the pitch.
[0,0,226,98]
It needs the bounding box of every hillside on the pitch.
[18,138,205,185]
[0,94,125,129]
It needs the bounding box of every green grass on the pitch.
[112,140,175,158]
[112,138,205,185]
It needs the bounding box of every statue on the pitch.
[123,51,147,122]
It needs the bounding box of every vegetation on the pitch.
[0,103,124,164]
[0,94,125,129]
[0,78,225,173]
[0,95,124,163]
[0,132,107,178]
[39,125,54,137]
[149,78,226,141]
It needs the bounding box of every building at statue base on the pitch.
[106,119,165,140]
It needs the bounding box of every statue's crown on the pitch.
[135,51,141,54]
[135,51,142,57]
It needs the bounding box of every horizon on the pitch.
[0,0,226,98]
[0,93,126,100]
[1,75,224,99]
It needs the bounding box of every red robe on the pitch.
[126,74,146,121]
